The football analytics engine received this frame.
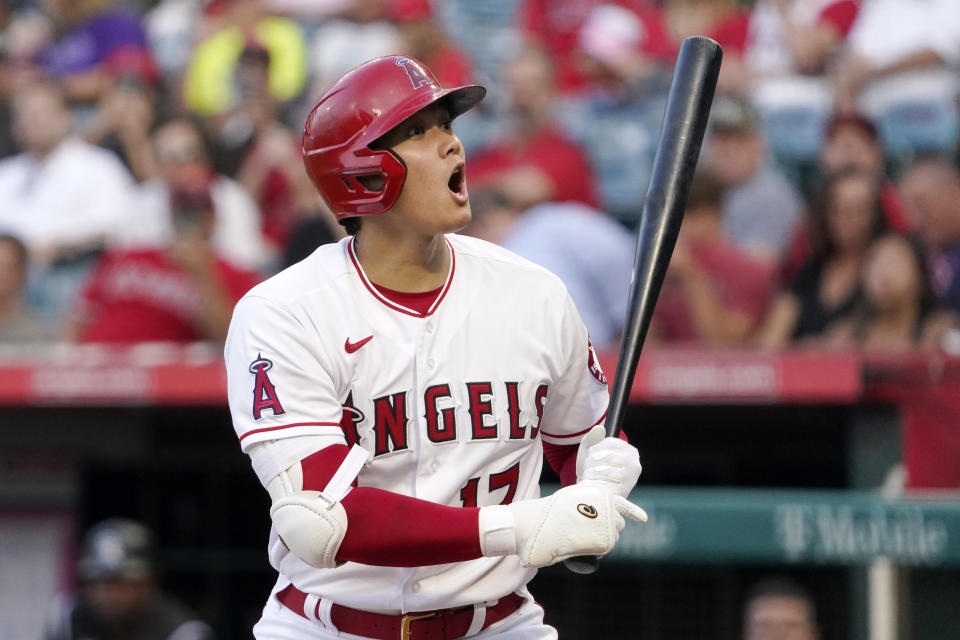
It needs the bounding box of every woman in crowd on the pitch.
[756,167,887,348]
[826,233,955,351]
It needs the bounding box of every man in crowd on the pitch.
[653,170,775,346]
[898,156,960,311]
[45,518,214,640]
[743,576,820,640]
[704,94,805,265]
[468,46,600,210]
[68,182,259,343]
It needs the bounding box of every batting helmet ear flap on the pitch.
[310,147,407,217]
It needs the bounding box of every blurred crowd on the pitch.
[0,0,958,354]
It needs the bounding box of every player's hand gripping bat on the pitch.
[564,36,723,575]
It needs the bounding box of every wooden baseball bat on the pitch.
[564,36,722,575]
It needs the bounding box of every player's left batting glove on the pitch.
[576,425,642,498]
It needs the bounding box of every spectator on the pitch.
[305,0,400,103]
[652,170,775,347]
[745,0,858,79]
[517,0,673,94]
[663,0,752,95]
[183,0,307,119]
[468,46,600,210]
[742,575,820,640]
[560,3,671,220]
[704,94,805,264]
[83,55,163,181]
[389,0,474,89]
[744,0,859,155]
[465,190,634,351]
[33,0,157,105]
[834,0,960,114]
[45,518,214,640]
[898,156,960,311]
[144,0,203,85]
[0,75,135,319]
[756,168,888,348]
[0,79,134,261]
[117,116,270,272]
[826,233,955,350]
[208,42,321,253]
[781,110,911,282]
[67,183,260,344]
[819,111,908,230]
[0,234,53,342]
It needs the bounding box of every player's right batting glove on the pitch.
[576,425,643,498]
[478,482,647,568]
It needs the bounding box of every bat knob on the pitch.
[563,555,599,574]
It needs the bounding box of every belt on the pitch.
[277,584,525,640]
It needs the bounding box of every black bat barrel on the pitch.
[564,36,722,576]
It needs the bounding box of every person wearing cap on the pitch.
[560,3,673,220]
[33,0,157,104]
[703,94,805,265]
[44,518,215,640]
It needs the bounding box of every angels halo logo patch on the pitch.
[586,339,607,385]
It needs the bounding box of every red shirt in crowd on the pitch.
[818,0,859,37]
[468,124,600,208]
[705,10,750,55]
[519,0,673,93]
[76,249,259,343]
[654,240,775,343]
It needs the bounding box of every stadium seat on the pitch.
[875,98,960,158]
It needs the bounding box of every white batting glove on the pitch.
[478,482,647,568]
[575,425,643,498]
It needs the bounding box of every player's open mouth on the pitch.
[448,163,467,202]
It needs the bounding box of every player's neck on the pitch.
[353,229,451,293]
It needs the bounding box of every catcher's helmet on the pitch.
[302,55,485,220]
[77,519,156,581]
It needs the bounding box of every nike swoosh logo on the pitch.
[344,335,373,354]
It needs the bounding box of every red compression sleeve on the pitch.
[299,446,482,567]
[543,431,632,487]
[339,489,481,566]
[543,442,578,486]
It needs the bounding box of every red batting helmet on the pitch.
[302,56,486,220]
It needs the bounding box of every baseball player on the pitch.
[224,55,646,639]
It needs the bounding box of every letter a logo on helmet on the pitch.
[395,57,434,89]
[301,56,485,220]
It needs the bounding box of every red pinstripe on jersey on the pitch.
[237,422,341,442]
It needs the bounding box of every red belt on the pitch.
[277,584,525,639]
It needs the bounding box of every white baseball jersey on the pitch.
[224,234,608,614]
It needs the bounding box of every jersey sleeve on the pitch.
[224,294,346,453]
[538,290,609,445]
